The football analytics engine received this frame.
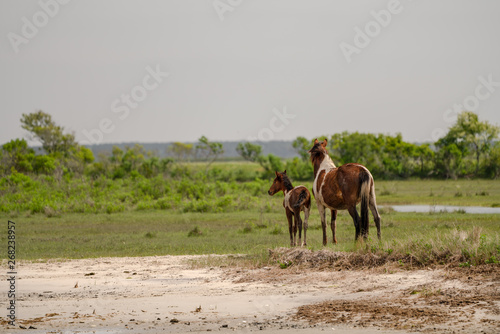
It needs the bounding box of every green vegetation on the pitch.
[375,179,500,207]
[3,110,500,182]
[0,168,272,214]
[1,207,499,269]
[327,112,500,180]
[3,173,500,216]
[1,111,500,269]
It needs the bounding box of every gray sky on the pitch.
[1,0,499,146]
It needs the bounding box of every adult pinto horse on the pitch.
[308,139,381,244]
[268,171,311,247]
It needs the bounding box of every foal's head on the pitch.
[268,170,292,195]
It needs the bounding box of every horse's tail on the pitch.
[293,188,309,209]
[359,169,371,237]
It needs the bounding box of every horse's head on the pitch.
[308,138,328,159]
[268,170,287,196]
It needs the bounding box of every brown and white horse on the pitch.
[268,170,311,247]
[308,139,381,244]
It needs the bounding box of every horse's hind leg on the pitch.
[302,207,310,246]
[369,188,381,240]
[330,209,337,244]
[347,206,361,241]
[286,209,294,246]
[294,209,302,246]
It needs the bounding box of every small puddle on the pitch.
[389,205,500,214]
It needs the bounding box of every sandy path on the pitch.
[1,255,499,333]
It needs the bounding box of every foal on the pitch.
[268,170,311,247]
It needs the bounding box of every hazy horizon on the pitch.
[1,0,499,147]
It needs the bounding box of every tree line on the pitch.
[1,111,499,181]
[238,112,500,180]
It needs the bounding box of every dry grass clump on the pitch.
[269,227,500,270]
[269,247,390,270]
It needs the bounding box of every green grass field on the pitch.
[375,179,500,207]
[4,209,498,258]
[1,177,499,267]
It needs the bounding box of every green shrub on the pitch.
[183,199,210,213]
[105,203,125,214]
[187,226,203,237]
[155,197,172,210]
[9,171,33,186]
[216,195,233,210]
[32,155,57,174]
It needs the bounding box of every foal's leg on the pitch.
[294,209,302,247]
[330,209,338,244]
[286,209,294,246]
[347,206,361,241]
[302,206,310,246]
[369,187,382,240]
[317,202,327,246]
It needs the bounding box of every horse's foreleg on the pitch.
[302,207,310,246]
[286,209,294,247]
[347,206,361,241]
[330,209,338,244]
[294,210,302,247]
[317,203,327,246]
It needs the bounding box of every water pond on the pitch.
[389,205,500,214]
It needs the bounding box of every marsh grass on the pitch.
[0,211,289,260]
[1,174,499,268]
[376,226,500,267]
[1,207,499,269]
[269,225,500,270]
[187,226,203,237]
[144,231,156,238]
[2,173,500,217]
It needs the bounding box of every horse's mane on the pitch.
[309,143,336,175]
[281,173,294,191]
[309,144,326,165]
[309,151,324,165]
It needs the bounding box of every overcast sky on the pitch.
[1,0,499,146]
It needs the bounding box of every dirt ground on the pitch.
[1,254,499,334]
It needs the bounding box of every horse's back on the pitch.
[315,163,373,210]
[284,185,310,211]
[295,185,311,210]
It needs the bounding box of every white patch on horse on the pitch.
[283,189,293,211]
[313,152,336,208]
[317,170,333,207]
[320,153,336,170]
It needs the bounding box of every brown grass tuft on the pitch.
[269,247,389,270]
